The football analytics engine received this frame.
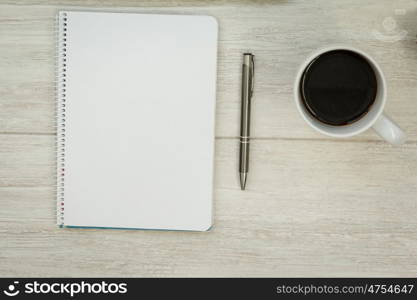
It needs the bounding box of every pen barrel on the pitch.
[240,57,253,139]
[239,54,254,174]
[239,139,250,173]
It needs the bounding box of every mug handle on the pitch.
[372,114,406,145]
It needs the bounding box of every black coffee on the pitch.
[300,50,377,126]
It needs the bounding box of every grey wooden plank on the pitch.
[1,1,417,140]
[0,134,54,187]
[0,0,273,6]
[1,135,416,276]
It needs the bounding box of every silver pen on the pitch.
[239,53,255,190]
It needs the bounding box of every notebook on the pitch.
[56,11,218,231]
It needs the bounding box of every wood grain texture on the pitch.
[1,1,417,139]
[1,135,417,276]
[1,0,417,277]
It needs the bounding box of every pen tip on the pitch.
[240,173,247,190]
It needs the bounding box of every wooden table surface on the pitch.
[1,0,417,277]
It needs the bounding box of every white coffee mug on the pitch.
[294,46,406,145]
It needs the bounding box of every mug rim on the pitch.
[294,45,387,138]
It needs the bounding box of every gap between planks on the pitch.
[1,131,416,145]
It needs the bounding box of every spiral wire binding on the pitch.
[56,12,67,226]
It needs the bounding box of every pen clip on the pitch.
[250,55,255,97]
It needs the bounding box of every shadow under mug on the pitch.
[294,45,406,146]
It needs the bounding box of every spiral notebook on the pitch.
[56,11,218,231]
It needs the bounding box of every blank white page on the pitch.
[57,11,218,231]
